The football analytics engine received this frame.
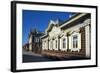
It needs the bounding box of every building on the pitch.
[23,43,29,51]
[28,28,44,53]
[41,13,91,58]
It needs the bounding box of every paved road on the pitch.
[23,51,57,62]
[22,51,89,63]
[23,54,56,62]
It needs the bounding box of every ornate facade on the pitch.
[41,13,91,58]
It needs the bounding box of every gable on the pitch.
[45,20,61,33]
[49,26,61,37]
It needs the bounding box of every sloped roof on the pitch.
[41,13,91,39]
[60,13,91,30]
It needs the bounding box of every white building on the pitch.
[41,13,91,58]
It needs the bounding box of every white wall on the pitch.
[49,26,61,38]
[0,0,100,73]
[85,25,91,58]
[29,35,32,51]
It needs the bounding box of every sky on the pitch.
[22,10,75,45]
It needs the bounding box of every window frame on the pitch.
[73,35,78,49]
[62,38,66,48]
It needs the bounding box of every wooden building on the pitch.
[41,13,91,58]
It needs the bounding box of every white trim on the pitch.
[60,35,67,51]
[70,32,81,52]
[63,18,91,34]
[85,25,91,58]
[60,14,87,28]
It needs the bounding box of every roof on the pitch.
[60,13,91,30]
[41,13,91,39]
[29,28,44,38]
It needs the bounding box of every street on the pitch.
[22,51,57,62]
[22,50,88,63]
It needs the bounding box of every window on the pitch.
[73,35,78,48]
[50,41,53,49]
[55,40,57,48]
[35,37,38,42]
[62,38,66,48]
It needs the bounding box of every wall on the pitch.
[0,0,99,73]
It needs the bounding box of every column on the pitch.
[85,24,90,58]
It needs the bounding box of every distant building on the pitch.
[28,28,44,53]
[23,43,29,51]
[41,13,91,58]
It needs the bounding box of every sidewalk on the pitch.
[23,50,42,57]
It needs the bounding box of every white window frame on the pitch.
[71,32,81,52]
[60,35,67,51]
[73,35,78,48]
[62,38,66,48]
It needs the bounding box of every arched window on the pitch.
[62,38,66,48]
